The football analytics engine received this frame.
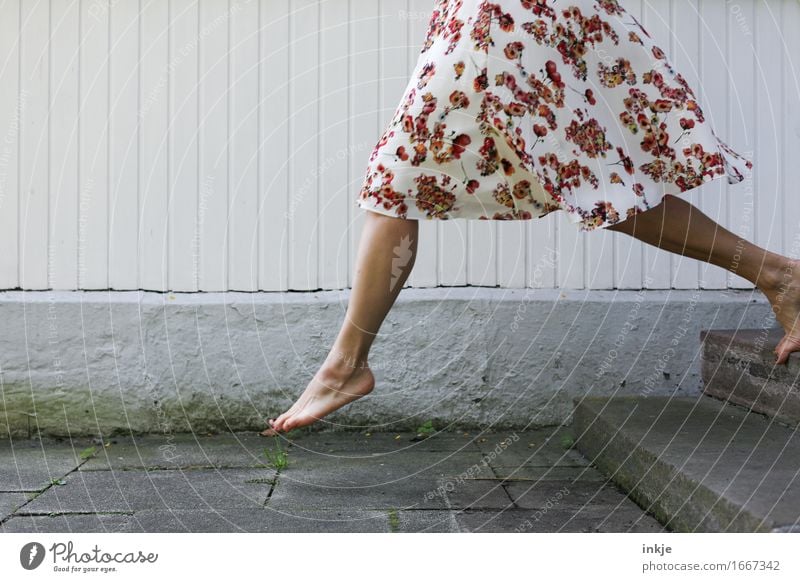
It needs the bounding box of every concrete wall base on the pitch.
[0,288,774,437]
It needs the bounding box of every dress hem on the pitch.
[356,153,752,232]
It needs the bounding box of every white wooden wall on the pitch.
[0,0,797,291]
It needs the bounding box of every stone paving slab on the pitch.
[0,508,465,533]
[123,508,392,533]
[474,429,589,468]
[0,492,31,520]
[285,430,483,455]
[504,479,629,510]
[0,513,132,533]
[79,432,275,471]
[441,479,515,511]
[267,475,450,511]
[21,468,276,514]
[455,506,667,533]
[395,510,459,533]
[0,439,88,491]
[487,465,609,482]
[281,448,488,478]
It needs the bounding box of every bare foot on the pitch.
[761,258,800,365]
[261,362,375,435]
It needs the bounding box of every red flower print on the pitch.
[598,58,636,88]
[564,118,612,158]
[513,180,532,199]
[414,174,458,218]
[521,0,556,19]
[504,41,525,59]
[417,63,436,89]
[449,90,470,108]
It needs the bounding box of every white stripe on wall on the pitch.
[0,0,796,291]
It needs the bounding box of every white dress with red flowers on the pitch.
[356,0,753,231]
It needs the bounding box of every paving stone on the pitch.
[22,468,277,513]
[267,473,449,511]
[487,465,609,482]
[441,479,515,511]
[124,508,390,533]
[504,479,628,510]
[0,492,31,519]
[80,432,274,471]
[277,450,490,487]
[284,443,486,475]
[268,451,504,511]
[286,430,482,455]
[455,506,667,533]
[394,510,459,533]
[0,513,132,533]
[0,438,86,491]
[474,429,589,467]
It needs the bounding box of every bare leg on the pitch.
[606,194,800,364]
[262,210,419,435]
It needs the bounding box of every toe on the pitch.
[775,336,796,365]
[271,415,286,432]
[282,416,297,432]
[285,412,317,432]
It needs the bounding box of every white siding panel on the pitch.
[198,0,229,291]
[49,0,79,290]
[139,0,169,290]
[19,0,49,289]
[0,0,21,288]
[79,0,110,289]
[109,0,140,290]
[168,0,200,292]
[259,0,289,291]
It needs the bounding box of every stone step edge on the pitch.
[571,396,787,533]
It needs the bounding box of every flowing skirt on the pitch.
[356,0,753,231]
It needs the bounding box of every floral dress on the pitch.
[356,0,753,231]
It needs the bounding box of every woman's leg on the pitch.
[606,194,800,364]
[263,210,419,434]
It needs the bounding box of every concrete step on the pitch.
[572,395,800,532]
[701,328,800,427]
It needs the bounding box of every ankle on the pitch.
[322,350,370,376]
[756,256,797,294]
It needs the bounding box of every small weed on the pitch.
[416,420,436,438]
[388,509,400,532]
[560,434,575,450]
[49,478,66,486]
[79,446,97,460]
[263,444,289,470]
